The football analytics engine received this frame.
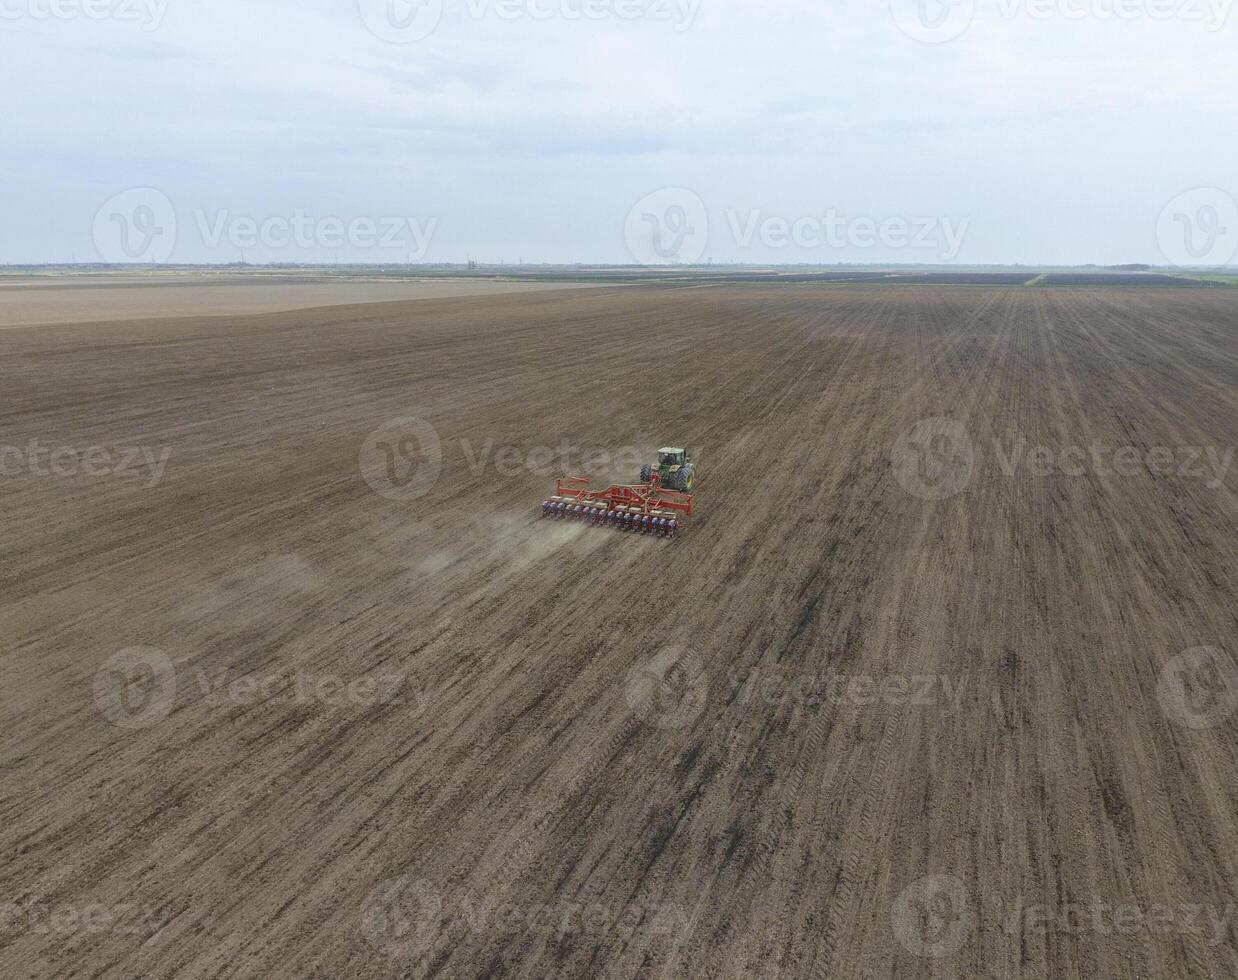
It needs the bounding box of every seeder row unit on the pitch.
[541,476,692,539]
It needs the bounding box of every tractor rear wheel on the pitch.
[639,464,653,483]
[676,465,694,492]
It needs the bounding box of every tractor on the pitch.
[539,444,696,539]
[640,447,695,492]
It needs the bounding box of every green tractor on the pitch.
[640,447,695,493]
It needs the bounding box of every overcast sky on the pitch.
[3,0,1236,266]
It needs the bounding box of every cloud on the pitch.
[2,0,1236,263]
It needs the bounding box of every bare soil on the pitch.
[0,284,1235,978]
[0,275,599,327]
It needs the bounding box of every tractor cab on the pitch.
[645,447,695,492]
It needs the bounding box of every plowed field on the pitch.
[1,284,1235,978]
